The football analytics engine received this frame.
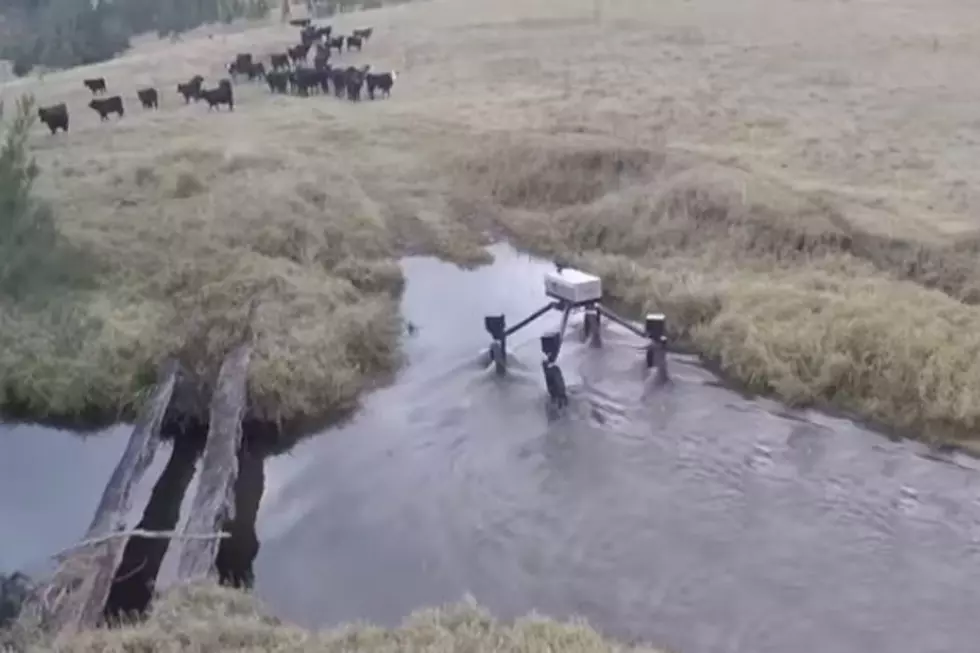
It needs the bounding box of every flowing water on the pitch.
[4,244,980,653]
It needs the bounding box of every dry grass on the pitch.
[3,0,980,444]
[4,582,664,653]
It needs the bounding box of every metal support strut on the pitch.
[484,302,670,408]
[484,302,559,375]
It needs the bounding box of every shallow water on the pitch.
[4,244,980,653]
[0,423,170,576]
[254,244,980,653]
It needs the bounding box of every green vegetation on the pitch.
[0,94,61,300]
[0,0,272,75]
[2,582,662,653]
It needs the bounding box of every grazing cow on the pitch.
[327,36,345,53]
[270,53,290,71]
[315,25,332,40]
[137,87,159,109]
[366,70,396,99]
[300,26,319,47]
[346,35,362,51]
[287,43,311,65]
[313,46,331,71]
[289,18,311,28]
[89,95,124,120]
[317,65,332,94]
[344,65,369,102]
[232,60,265,81]
[291,67,321,96]
[37,103,69,134]
[330,67,347,98]
[249,61,266,80]
[83,77,106,94]
[177,75,205,102]
[266,70,290,94]
[353,27,373,41]
[200,80,234,110]
[228,53,254,80]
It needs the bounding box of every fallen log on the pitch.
[174,343,253,582]
[24,360,179,637]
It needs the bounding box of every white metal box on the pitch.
[544,267,602,305]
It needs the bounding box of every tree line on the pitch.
[0,0,271,75]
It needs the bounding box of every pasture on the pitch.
[3,0,980,446]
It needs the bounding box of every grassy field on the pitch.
[2,0,980,446]
[3,582,664,653]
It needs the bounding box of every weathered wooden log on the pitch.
[26,360,178,637]
[103,432,206,620]
[174,343,253,582]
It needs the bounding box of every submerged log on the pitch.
[26,360,178,637]
[174,343,253,582]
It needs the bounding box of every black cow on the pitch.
[89,95,124,120]
[228,53,254,80]
[344,65,369,102]
[270,53,291,71]
[317,65,332,94]
[232,60,266,81]
[287,43,311,65]
[313,46,331,71]
[37,103,69,134]
[266,70,290,93]
[137,87,159,109]
[300,26,319,47]
[177,75,205,102]
[327,36,345,53]
[290,67,321,96]
[315,25,333,40]
[289,18,311,27]
[200,80,234,110]
[366,70,396,99]
[353,27,373,41]
[346,35,362,51]
[83,77,106,94]
[330,67,347,98]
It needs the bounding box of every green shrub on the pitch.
[0,94,60,300]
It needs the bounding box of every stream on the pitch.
[3,244,980,653]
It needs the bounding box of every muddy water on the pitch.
[254,244,980,653]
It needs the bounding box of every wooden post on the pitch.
[174,343,252,582]
[26,361,178,637]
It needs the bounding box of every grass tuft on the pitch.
[5,582,663,653]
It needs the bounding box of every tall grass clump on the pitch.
[455,136,980,448]
[0,94,59,300]
[4,582,664,653]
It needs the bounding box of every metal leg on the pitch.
[484,315,507,375]
[484,302,561,376]
[653,336,670,384]
[583,306,601,348]
[542,360,568,407]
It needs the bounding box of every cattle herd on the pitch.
[34,18,397,135]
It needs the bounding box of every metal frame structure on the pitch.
[484,297,669,407]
